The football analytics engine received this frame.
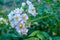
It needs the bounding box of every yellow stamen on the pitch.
[22,16,26,19]
[24,29,26,33]
[32,7,35,11]
[16,16,18,20]
[19,23,23,28]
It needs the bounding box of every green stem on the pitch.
[30,15,51,23]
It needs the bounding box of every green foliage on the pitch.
[26,37,39,40]
[28,30,46,40]
[0,0,60,40]
[53,36,60,40]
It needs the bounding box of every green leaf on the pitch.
[29,30,46,40]
[2,33,18,38]
[37,33,46,40]
[26,37,39,40]
[42,32,52,40]
[53,36,60,40]
[28,30,40,37]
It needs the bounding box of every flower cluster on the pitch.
[8,0,36,35]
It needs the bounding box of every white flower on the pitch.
[16,29,21,34]
[15,21,27,34]
[26,0,36,16]
[22,2,26,7]
[14,14,21,25]
[14,8,24,14]
[16,24,28,35]
[16,21,25,29]
[14,8,20,14]
[16,28,28,35]
[19,7,24,14]
[16,26,22,34]
[28,4,36,16]
[8,1,31,35]
[22,28,28,35]
[10,20,15,28]
[26,0,32,5]
[21,14,28,22]
[8,11,14,21]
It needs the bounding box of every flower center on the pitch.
[19,23,23,28]
[24,29,26,33]
[32,7,35,11]
[22,16,26,19]
[16,16,18,20]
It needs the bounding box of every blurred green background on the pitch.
[0,0,60,40]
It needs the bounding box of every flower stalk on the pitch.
[30,15,51,23]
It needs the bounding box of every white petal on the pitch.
[14,14,21,25]
[29,4,34,9]
[8,11,14,21]
[19,7,24,14]
[28,5,36,16]
[16,27,21,34]
[26,0,32,5]
[10,20,15,28]
[21,14,28,22]
[16,21,25,29]
[22,28,28,34]
[14,8,20,14]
